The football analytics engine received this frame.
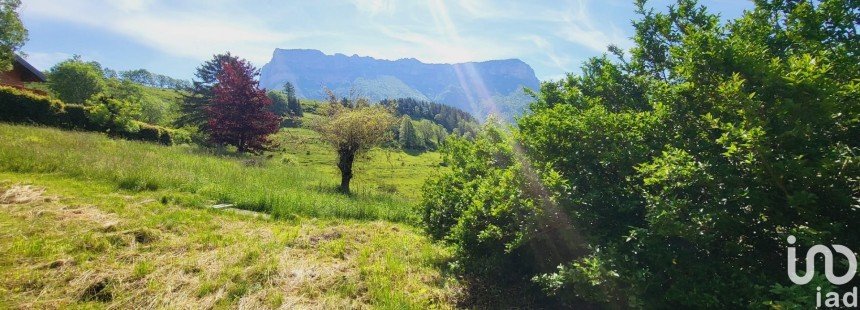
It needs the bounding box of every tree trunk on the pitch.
[237,135,246,153]
[337,148,355,193]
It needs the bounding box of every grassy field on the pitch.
[0,123,460,308]
[0,124,442,222]
[274,127,442,201]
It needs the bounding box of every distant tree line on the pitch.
[380,98,478,137]
[102,68,191,89]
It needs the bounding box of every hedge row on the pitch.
[0,85,186,145]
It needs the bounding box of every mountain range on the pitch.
[259,49,540,118]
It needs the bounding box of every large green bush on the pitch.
[523,0,859,307]
[85,93,141,133]
[421,122,579,281]
[423,0,859,308]
[0,86,183,145]
[57,103,97,131]
[46,57,106,104]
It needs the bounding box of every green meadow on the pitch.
[0,124,442,222]
[0,123,459,308]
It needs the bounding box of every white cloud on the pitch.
[110,0,151,12]
[20,0,310,64]
[349,0,396,16]
[353,0,526,64]
[555,0,631,52]
[111,14,304,63]
[18,0,638,80]
[454,0,565,22]
[453,0,631,53]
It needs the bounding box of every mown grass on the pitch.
[0,173,459,308]
[0,123,441,222]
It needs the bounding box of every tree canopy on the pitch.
[119,69,190,89]
[0,0,26,71]
[397,115,419,149]
[47,57,107,104]
[207,58,279,153]
[422,0,860,308]
[177,53,239,131]
[283,82,303,117]
[317,93,396,193]
[266,82,303,126]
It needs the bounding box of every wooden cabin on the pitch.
[0,55,47,88]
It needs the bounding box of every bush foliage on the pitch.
[422,0,859,308]
[421,122,580,281]
[0,86,184,145]
[46,56,106,104]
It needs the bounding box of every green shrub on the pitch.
[85,94,140,133]
[280,116,301,128]
[421,123,571,280]
[424,1,859,307]
[515,1,860,308]
[57,104,97,130]
[0,86,65,126]
[123,122,185,145]
[46,57,106,104]
[126,122,161,142]
[0,86,181,145]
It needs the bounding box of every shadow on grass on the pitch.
[451,275,601,309]
[310,182,404,203]
[425,245,599,309]
[401,148,430,156]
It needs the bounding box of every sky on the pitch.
[17,0,755,81]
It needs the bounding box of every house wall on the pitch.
[0,66,26,87]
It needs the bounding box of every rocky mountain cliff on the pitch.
[259,49,540,118]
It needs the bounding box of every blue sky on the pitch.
[18,0,754,81]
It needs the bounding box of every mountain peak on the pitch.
[259,49,539,117]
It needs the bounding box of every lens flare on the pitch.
[429,0,588,270]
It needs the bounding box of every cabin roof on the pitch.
[14,55,47,83]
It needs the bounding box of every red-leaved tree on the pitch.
[207,58,280,153]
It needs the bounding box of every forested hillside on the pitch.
[381,98,478,135]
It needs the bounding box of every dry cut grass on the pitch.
[0,177,461,309]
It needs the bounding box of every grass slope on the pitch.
[0,124,441,222]
[0,123,460,308]
[0,175,458,308]
[274,127,442,201]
